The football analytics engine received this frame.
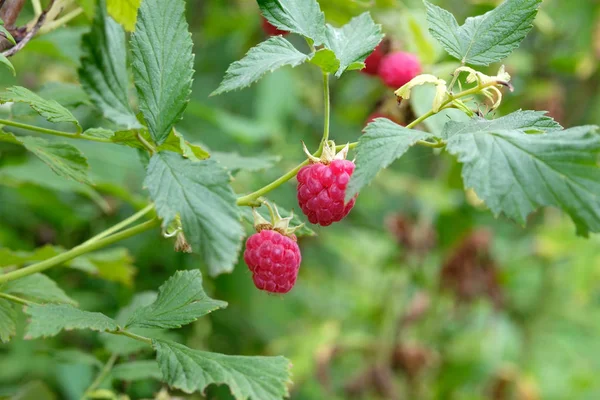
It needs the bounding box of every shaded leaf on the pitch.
[144,152,244,276]
[212,151,280,173]
[0,299,16,343]
[69,248,136,287]
[154,339,292,399]
[131,0,194,144]
[1,273,76,305]
[111,360,161,381]
[212,36,308,96]
[126,270,227,329]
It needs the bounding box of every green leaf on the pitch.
[0,18,16,45]
[442,110,562,139]
[424,0,541,66]
[346,118,432,201]
[75,0,96,19]
[131,0,194,144]
[157,130,210,161]
[111,360,161,381]
[79,0,140,128]
[107,0,141,31]
[0,87,81,130]
[212,36,308,96]
[55,349,103,367]
[126,270,227,329]
[241,205,316,238]
[0,299,16,343]
[0,53,15,76]
[144,152,244,276]
[1,273,76,305]
[154,339,292,399]
[309,48,340,74]
[18,137,92,185]
[24,304,119,339]
[0,245,59,268]
[0,130,21,145]
[323,12,383,77]
[258,0,326,45]
[212,152,281,173]
[445,122,600,235]
[69,248,136,287]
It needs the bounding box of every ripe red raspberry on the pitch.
[297,159,356,226]
[362,43,385,76]
[244,229,301,294]
[378,52,421,89]
[261,17,289,36]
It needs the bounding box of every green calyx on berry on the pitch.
[303,140,350,165]
[252,201,304,239]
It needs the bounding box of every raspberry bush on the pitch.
[0,0,599,398]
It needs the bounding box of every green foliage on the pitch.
[0,87,81,131]
[131,0,194,144]
[346,118,432,201]
[212,36,309,95]
[126,270,227,329]
[145,153,243,275]
[0,54,15,76]
[106,0,141,31]
[424,0,542,65]
[24,304,119,339]
[258,0,327,45]
[0,299,16,343]
[110,360,161,381]
[309,49,340,74]
[79,0,140,128]
[154,339,292,399]
[1,273,76,305]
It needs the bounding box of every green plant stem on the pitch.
[0,219,160,285]
[0,118,112,143]
[112,329,153,346]
[82,204,155,246]
[82,353,118,399]
[319,72,331,150]
[31,0,43,16]
[39,7,83,34]
[0,292,36,306]
[136,132,157,154]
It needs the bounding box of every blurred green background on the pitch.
[1,0,600,399]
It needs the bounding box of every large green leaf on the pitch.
[0,299,16,343]
[18,136,91,185]
[126,270,227,329]
[79,0,139,128]
[107,0,141,31]
[258,0,326,45]
[445,121,600,235]
[154,339,292,399]
[323,13,383,77]
[24,304,119,339]
[346,118,432,201]
[424,0,541,66]
[212,36,308,96]
[144,152,244,275]
[0,86,81,131]
[1,273,76,305]
[131,0,194,144]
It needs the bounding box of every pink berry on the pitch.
[261,17,289,36]
[362,43,385,76]
[378,52,421,89]
[244,229,301,294]
[297,160,357,226]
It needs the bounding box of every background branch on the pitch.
[2,0,54,57]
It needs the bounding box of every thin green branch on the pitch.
[0,118,112,143]
[82,204,155,246]
[321,72,331,147]
[136,132,157,154]
[39,7,83,35]
[112,329,153,346]
[81,353,118,399]
[0,292,36,306]
[0,219,160,285]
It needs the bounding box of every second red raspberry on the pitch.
[297,159,356,226]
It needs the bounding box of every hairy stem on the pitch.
[319,72,331,150]
[0,118,112,143]
[82,353,118,399]
[112,329,153,346]
[82,204,155,246]
[0,219,160,285]
[136,132,157,154]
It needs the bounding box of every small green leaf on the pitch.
[126,270,227,329]
[83,127,114,139]
[69,248,136,287]
[24,304,119,339]
[0,130,21,145]
[0,245,59,268]
[131,0,194,144]
[310,48,340,74]
[0,299,16,343]
[212,151,281,173]
[212,36,309,96]
[154,339,292,399]
[107,0,141,31]
[446,122,600,235]
[144,152,244,276]
[1,273,76,305]
[258,0,326,45]
[323,13,383,77]
[79,0,140,128]
[18,136,92,185]
[346,118,432,201]
[55,349,103,367]
[0,18,16,45]
[0,86,80,130]
[111,360,161,381]
[0,53,15,76]
[424,0,541,66]
[157,130,210,161]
